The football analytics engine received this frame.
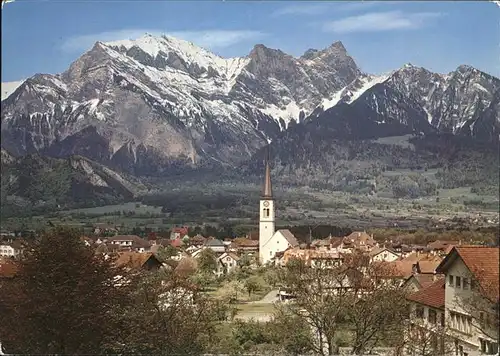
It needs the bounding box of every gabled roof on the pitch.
[311,239,331,247]
[283,248,342,266]
[108,235,151,248]
[407,277,446,309]
[427,240,459,251]
[329,237,343,248]
[401,252,441,264]
[227,252,240,261]
[219,252,240,261]
[373,260,414,278]
[231,238,259,247]
[3,239,25,249]
[115,252,159,269]
[189,234,206,244]
[416,260,441,274]
[436,246,499,301]
[344,231,376,246]
[277,229,299,247]
[404,273,442,290]
[205,238,225,247]
[0,258,18,278]
[369,246,398,257]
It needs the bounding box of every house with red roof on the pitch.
[409,246,500,355]
[170,226,189,240]
[406,277,449,354]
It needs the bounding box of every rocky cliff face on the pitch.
[308,64,500,140]
[1,35,362,175]
[1,34,499,178]
[0,149,140,215]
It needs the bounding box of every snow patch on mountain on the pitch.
[106,34,250,88]
[320,73,391,111]
[261,100,304,127]
[321,90,344,109]
[347,74,390,103]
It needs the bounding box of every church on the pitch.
[259,155,299,265]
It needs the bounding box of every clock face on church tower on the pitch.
[263,200,269,207]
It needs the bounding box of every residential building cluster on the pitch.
[405,246,499,356]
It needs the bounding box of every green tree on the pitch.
[275,253,409,355]
[198,248,218,274]
[216,280,245,304]
[244,276,260,298]
[116,271,222,354]
[239,253,252,268]
[271,307,315,355]
[156,245,179,261]
[0,226,132,354]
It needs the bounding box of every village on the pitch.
[0,158,498,355]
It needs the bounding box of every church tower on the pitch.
[259,149,275,264]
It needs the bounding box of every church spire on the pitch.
[262,147,272,198]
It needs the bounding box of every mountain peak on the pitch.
[248,44,287,60]
[104,33,216,60]
[456,64,478,74]
[328,40,347,52]
[301,41,348,60]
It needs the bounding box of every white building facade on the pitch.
[259,155,276,265]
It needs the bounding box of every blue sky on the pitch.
[1,0,499,82]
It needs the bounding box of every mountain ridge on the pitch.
[1,34,499,180]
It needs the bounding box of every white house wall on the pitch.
[444,257,496,355]
[261,231,289,265]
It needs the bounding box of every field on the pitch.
[1,157,498,233]
[233,302,276,322]
[1,182,498,233]
[64,202,163,215]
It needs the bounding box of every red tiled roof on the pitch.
[402,252,441,264]
[374,260,414,278]
[415,274,441,289]
[330,237,343,248]
[417,260,442,274]
[170,238,184,248]
[115,252,158,269]
[231,238,259,247]
[407,277,445,309]
[171,227,189,235]
[427,240,459,251]
[344,231,376,247]
[454,246,499,300]
[0,258,18,278]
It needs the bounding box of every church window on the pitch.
[263,208,270,217]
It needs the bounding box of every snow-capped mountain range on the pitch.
[1,34,499,176]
